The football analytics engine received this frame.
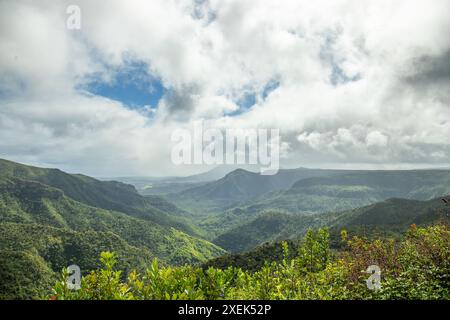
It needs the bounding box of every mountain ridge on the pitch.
[0,158,200,237]
[212,196,450,252]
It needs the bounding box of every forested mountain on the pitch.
[213,196,449,252]
[169,168,348,213]
[171,168,450,239]
[0,159,199,236]
[224,169,450,217]
[331,196,448,228]
[213,211,322,252]
[0,159,225,299]
[0,176,224,262]
[288,170,450,199]
[112,165,251,196]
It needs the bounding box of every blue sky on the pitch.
[227,79,280,116]
[81,58,281,117]
[82,61,166,110]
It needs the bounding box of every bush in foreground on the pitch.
[49,224,449,300]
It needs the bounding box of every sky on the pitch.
[0,0,449,176]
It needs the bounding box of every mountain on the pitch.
[0,158,199,237]
[2,158,449,298]
[205,196,450,269]
[0,175,225,264]
[330,196,449,229]
[170,168,345,213]
[0,159,226,298]
[167,168,450,240]
[288,170,450,199]
[212,211,323,252]
[110,165,257,196]
[213,196,449,252]
[233,169,450,216]
[174,165,258,183]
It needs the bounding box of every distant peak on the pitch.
[224,168,254,177]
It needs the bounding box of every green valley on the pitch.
[1,159,449,300]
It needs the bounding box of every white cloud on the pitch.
[366,131,388,148]
[0,0,449,176]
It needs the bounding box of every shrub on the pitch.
[49,224,450,300]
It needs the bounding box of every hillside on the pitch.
[159,168,450,240]
[213,211,322,252]
[0,158,199,237]
[232,169,450,217]
[213,196,450,252]
[170,168,345,213]
[289,170,450,199]
[49,223,450,301]
[331,197,447,227]
[0,160,227,299]
[0,222,153,299]
[0,176,225,264]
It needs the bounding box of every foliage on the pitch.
[2,159,449,300]
[0,176,225,266]
[203,239,301,272]
[175,168,450,233]
[0,159,225,299]
[49,224,450,300]
[212,196,449,253]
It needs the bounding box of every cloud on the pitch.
[0,0,449,176]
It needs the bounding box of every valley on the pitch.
[1,158,449,299]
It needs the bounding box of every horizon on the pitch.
[2,156,450,180]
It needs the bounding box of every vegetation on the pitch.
[0,222,153,299]
[169,168,450,240]
[212,197,449,252]
[0,177,225,265]
[213,211,321,252]
[49,223,449,300]
[0,160,225,299]
[1,159,449,300]
[0,158,199,236]
[202,240,302,272]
